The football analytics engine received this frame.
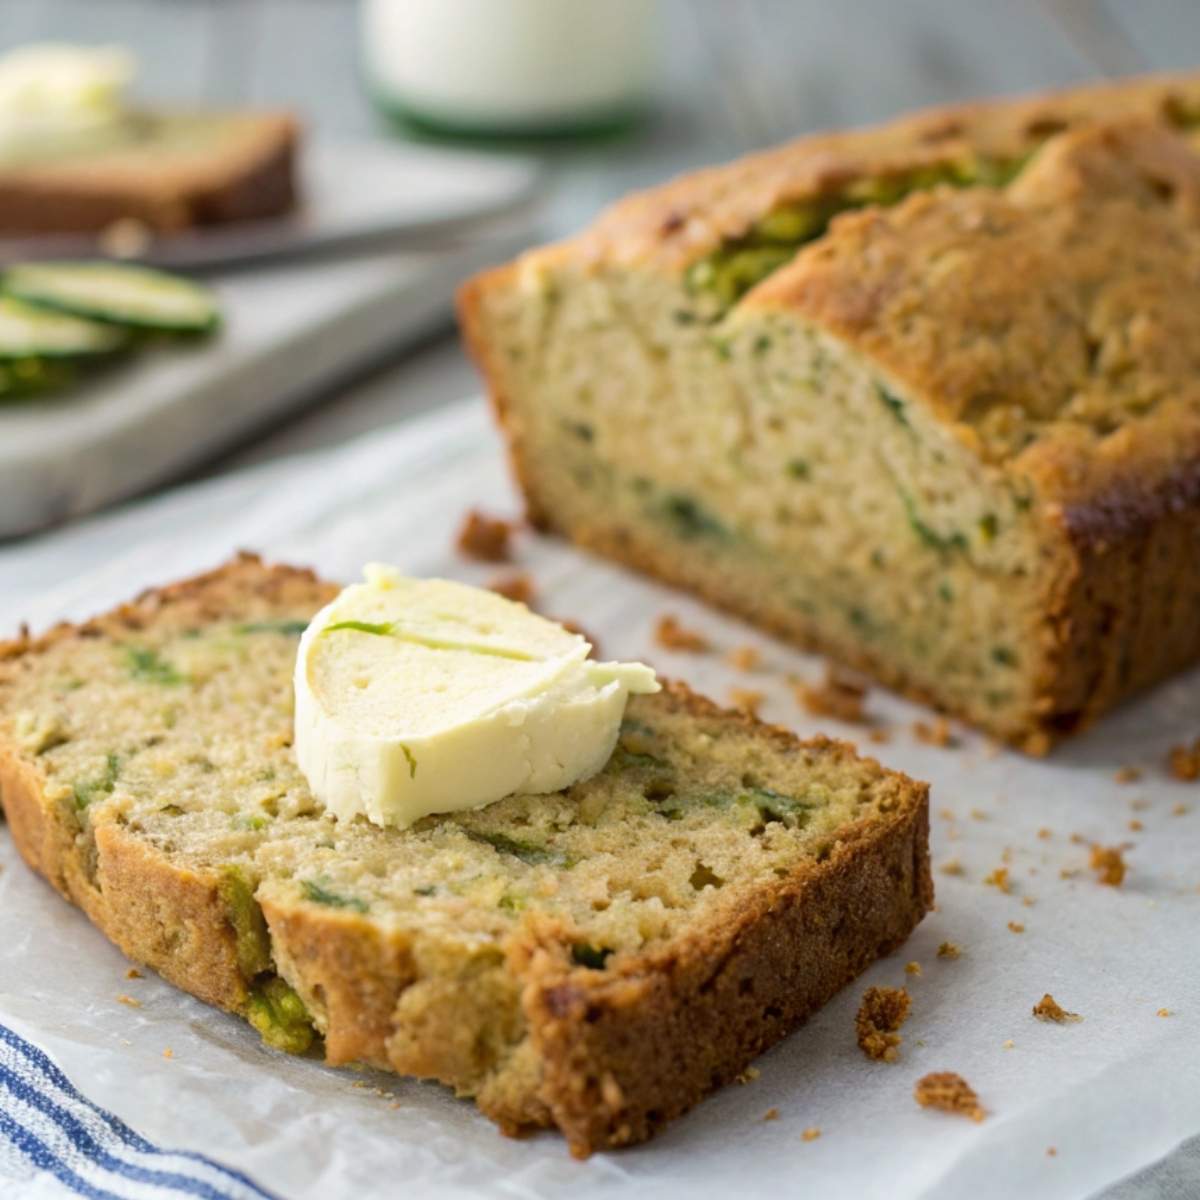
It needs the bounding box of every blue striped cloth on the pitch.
[0,1022,278,1200]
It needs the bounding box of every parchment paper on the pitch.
[2,397,1198,1200]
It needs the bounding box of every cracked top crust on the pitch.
[573,72,1200,269]
[749,119,1200,506]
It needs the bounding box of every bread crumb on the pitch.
[487,572,534,606]
[868,728,891,744]
[763,1107,779,1122]
[1047,1147,1057,1157]
[162,1047,174,1060]
[1007,921,1025,934]
[726,645,761,672]
[1090,844,1127,887]
[455,509,514,562]
[1033,994,1082,1023]
[1113,766,1142,784]
[1157,1008,1171,1017]
[1131,797,1151,811]
[913,1072,985,1122]
[983,866,1011,893]
[125,968,143,980]
[855,985,911,1062]
[801,1127,821,1142]
[913,717,956,747]
[1128,818,1144,832]
[1167,738,1200,781]
[116,994,141,1008]
[1037,827,1052,840]
[1022,896,1036,907]
[729,688,764,716]
[654,614,709,653]
[1002,1039,1015,1050]
[905,961,922,977]
[556,617,601,657]
[970,808,988,822]
[795,665,869,723]
[1173,803,1190,817]
[937,941,962,960]
[940,859,965,877]
[736,1066,760,1085]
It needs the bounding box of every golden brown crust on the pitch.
[0,111,299,234]
[0,558,932,1157]
[525,785,929,1155]
[502,73,1200,274]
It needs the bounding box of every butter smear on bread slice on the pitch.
[293,564,658,828]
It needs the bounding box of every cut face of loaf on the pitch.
[460,75,1200,753]
[0,555,931,1158]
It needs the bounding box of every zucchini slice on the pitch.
[3,262,220,334]
[0,296,127,359]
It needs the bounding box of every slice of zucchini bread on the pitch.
[460,74,1200,753]
[0,110,298,235]
[0,555,931,1157]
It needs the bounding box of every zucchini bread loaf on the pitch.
[0,555,931,1157]
[460,74,1200,753]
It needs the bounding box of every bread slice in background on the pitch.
[459,73,1200,754]
[0,110,298,235]
[0,554,931,1156]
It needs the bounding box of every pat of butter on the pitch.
[0,43,135,159]
[293,565,658,828]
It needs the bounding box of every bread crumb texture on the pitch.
[0,556,933,1157]
[456,509,514,563]
[801,1126,821,1142]
[1033,994,1082,1023]
[855,985,912,1062]
[914,1072,986,1122]
[936,941,961,960]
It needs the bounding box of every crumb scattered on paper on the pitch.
[905,961,922,977]
[913,717,955,747]
[726,645,761,672]
[937,942,962,960]
[856,986,911,1063]
[729,688,764,716]
[1167,738,1200,782]
[914,1072,985,1122]
[125,968,143,980]
[1007,921,1025,934]
[941,860,965,877]
[795,665,869,723]
[763,1108,779,1122]
[736,1066,761,1085]
[116,994,141,1008]
[1113,766,1142,784]
[487,572,534,605]
[654,614,709,653]
[802,1127,821,1142]
[984,866,1011,893]
[456,509,514,562]
[1033,994,1082,1023]
[1090,845,1127,887]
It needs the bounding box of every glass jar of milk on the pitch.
[361,0,659,137]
